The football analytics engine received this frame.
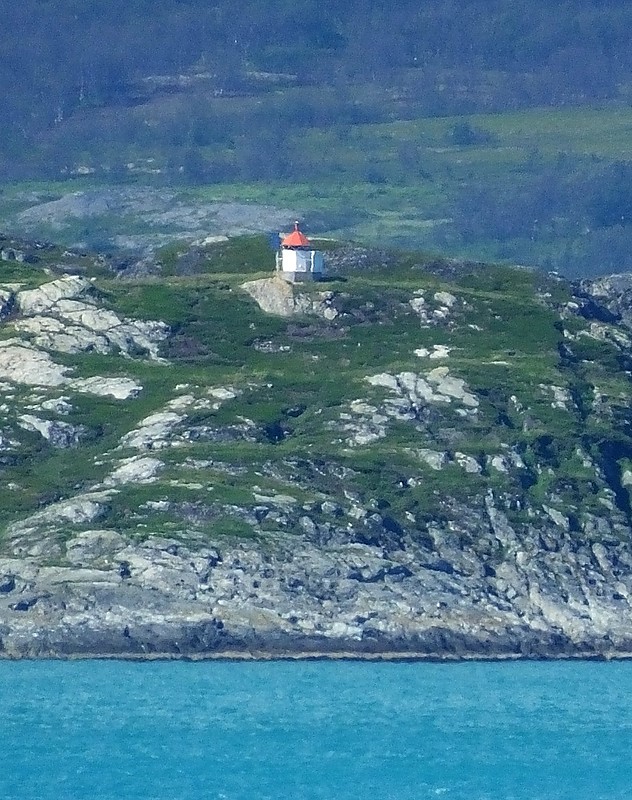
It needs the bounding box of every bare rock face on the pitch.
[18,414,83,448]
[12,188,296,253]
[103,456,164,486]
[0,340,142,398]
[335,367,479,447]
[16,276,92,315]
[14,276,169,359]
[241,276,339,320]
[0,276,167,409]
[580,273,632,328]
[366,368,479,415]
[6,492,112,552]
[0,340,70,386]
[2,494,632,659]
[241,276,295,316]
[65,530,127,567]
[70,377,142,400]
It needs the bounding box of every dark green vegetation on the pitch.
[2,233,632,546]
[2,1,632,276]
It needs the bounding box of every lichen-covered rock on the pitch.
[241,276,339,319]
[18,414,83,448]
[104,456,164,486]
[16,276,92,315]
[366,368,479,415]
[0,340,70,386]
[70,376,142,399]
[14,276,169,359]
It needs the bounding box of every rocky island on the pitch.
[2,232,632,660]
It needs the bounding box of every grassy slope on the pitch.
[1,234,630,546]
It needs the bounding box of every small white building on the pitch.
[275,222,324,283]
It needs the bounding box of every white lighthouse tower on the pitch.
[275,222,324,283]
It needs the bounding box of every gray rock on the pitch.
[119,411,184,450]
[104,456,164,486]
[14,277,168,360]
[40,397,73,415]
[65,530,127,566]
[489,455,510,473]
[18,414,83,448]
[70,376,142,399]
[434,291,458,307]
[241,277,339,320]
[454,452,482,474]
[366,368,478,414]
[17,276,92,315]
[1,248,26,262]
[415,448,449,470]
[3,504,632,659]
[8,491,111,539]
[0,340,70,386]
[543,506,570,530]
[0,288,14,318]
[415,344,452,360]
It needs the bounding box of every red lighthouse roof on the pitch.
[281,221,311,248]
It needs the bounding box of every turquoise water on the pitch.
[1,660,631,800]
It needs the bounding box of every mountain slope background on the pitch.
[2,0,632,275]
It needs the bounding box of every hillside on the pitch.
[2,233,632,658]
[2,1,632,276]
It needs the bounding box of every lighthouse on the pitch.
[275,222,324,283]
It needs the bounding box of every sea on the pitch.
[1,659,631,800]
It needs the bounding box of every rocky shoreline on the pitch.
[4,239,632,661]
[3,493,632,661]
[4,650,631,663]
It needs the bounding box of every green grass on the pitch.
[3,104,632,266]
[1,233,632,546]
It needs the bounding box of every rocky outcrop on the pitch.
[409,290,462,327]
[335,368,480,447]
[16,275,93,315]
[11,188,296,253]
[0,275,167,399]
[241,276,339,320]
[579,273,632,328]
[0,340,70,386]
[6,239,632,660]
[2,494,632,659]
[0,340,142,398]
[366,368,479,411]
[13,276,168,359]
[70,377,142,400]
[18,414,84,448]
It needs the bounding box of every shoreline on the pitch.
[2,648,632,663]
